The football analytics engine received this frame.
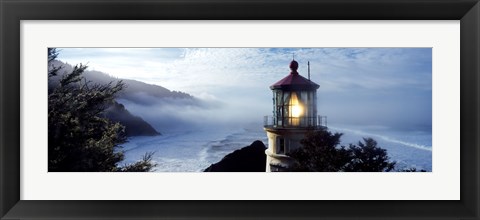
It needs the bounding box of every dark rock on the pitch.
[104,101,160,137]
[204,140,267,172]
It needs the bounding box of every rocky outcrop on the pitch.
[204,140,267,172]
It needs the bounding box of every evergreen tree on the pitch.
[48,48,60,77]
[343,138,396,172]
[287,128,396,172]
[288,128,350,171]
[48,48,156,172]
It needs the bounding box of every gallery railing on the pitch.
[264,115,327,128]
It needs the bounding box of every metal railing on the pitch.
[264,115,327,128]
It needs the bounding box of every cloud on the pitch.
[57,47,432,130]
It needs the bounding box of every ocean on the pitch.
[121,123,432,172]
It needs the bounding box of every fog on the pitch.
[58,48,432,133]
[320,87,432,131]
[116,87,431,134]
[116,91,271,132]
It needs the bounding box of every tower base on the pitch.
[265,149,297,172]
[264,126,319,172]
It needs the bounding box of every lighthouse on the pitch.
[264,59,326,172]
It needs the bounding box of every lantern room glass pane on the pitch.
[272,89,318,128]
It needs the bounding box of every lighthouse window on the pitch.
[274,90,285,127]
[277,137,285,154]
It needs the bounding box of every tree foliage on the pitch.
[288,129,349,171]
[343,138,395,172]
[117,152,157,172]
[287,128,396,172]
[48,48,156,172]
[48,48,60,77]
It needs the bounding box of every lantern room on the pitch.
[270,60,320,127]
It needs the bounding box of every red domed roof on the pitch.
[270,60,319,91]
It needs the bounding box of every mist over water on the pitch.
[119,97,432,172]
[117,91,272,172]
[121,123,268,172]
[329,124,432,171]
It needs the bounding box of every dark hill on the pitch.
[49,60,196,104]
[48,60,200,137]
[104,101,160,137]
[83,70,195,105]
[48,61,168,137]
[204,140,267,172]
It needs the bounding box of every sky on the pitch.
[57,48,432,131]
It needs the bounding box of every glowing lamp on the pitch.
[290,92,303,118]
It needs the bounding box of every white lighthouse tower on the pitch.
[264,59,325,172]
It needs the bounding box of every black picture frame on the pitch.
[1,0,479,219]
